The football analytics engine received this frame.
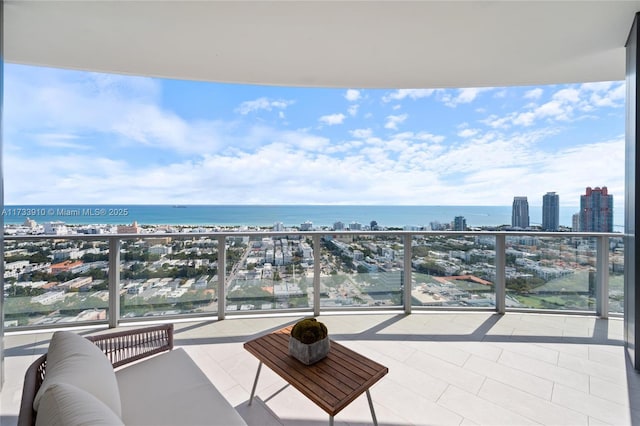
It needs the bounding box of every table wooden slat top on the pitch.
[244,325,388,417]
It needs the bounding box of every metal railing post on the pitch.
[313,234,321,317]
[596,235,609,318]
[495,234,506,314]
[217,236,226,320]
[108,237,121,328]
[403,234,413,314]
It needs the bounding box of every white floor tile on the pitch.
[1,314,632,426]
[464,354,554,400]
[552,383,631,425]
[479,378,588,425]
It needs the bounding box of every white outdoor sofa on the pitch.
[17,324,247,426]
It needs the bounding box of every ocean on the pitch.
[1,205,624,229]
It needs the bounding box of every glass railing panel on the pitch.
[225,234,312,313]
[609,237,624,314]
[411,234,496,308]
[319,234,404,308]
[120,236,218,318]
[4,238,110,328]
[3,231,622,328]
[505,235,596,312]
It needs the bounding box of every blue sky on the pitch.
[5,63,625,208]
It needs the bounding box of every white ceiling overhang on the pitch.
[5,0,640,88]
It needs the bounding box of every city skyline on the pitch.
[5,64,625,207]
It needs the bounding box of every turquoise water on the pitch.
[2,204,622,229]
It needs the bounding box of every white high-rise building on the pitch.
[572,213,581,231]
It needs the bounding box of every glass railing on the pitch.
[609,237,625,314]
[3,237,111,327]
[225,234,312,313]
[320,234,404,309]
[2,230,623,330]
[120,236,218,319]
[504,235,597,312]
[411,234,496,308]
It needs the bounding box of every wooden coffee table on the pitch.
[244,325,388,426]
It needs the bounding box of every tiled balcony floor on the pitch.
[1,312,638,425]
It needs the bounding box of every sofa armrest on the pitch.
[18,353,47,426]
[86,323,174,368]
[17,324,174,426]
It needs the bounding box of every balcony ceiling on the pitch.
[5,1,640,88]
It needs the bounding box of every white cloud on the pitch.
[33,133,90,150]
[5,64,226,155]
[581,82,613,92]
[482,83,624,129]
[319,113,346,125]
[324,140,363,154]
[392,131,444,144]
[524,88,543,99]
[6,66,159,133]
[441,87,492,107]
[552,88,580,103]
[382,89,435,103]
[348,104,359,117]
[110,105,226,153]
[350,128,373,139]
[235,97,294,115]
[345,89,361,102]
[384,114,408,130]
[458,128,479,138]
[415,132,445,143]
[584,82,625,108]
[5,129,624,209]
[279,132,330,151]
[5,64,624,210]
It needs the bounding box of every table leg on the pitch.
[366,390,378,426]
[248,361,263,406]
[329,415,334,426]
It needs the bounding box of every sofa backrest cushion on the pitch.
[33,330,122,417]
[35,382,124,426]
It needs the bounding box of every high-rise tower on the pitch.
[580,186,613,232]
[542,192,560,231]
[511,196,530,229]
[453,216,466,231]
[572,212,581,231]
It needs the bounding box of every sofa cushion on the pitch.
[33,331,122,417]
[116,348,246,425]
[35,382,124,426]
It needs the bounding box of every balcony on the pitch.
[3,2,640,424]
[0,230,634,425]
[0,311,634,425]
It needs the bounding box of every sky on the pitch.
[5,63,626,208]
